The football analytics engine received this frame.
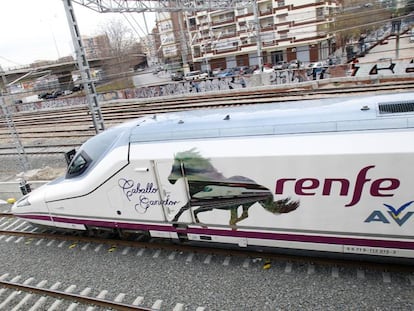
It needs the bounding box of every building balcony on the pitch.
[236,12,254,19]
[211,17,235,27]
[215,46,239,54]
[262,40,277,47]
[261,24,275,31]
[220,32,237,39]
[241,42,257,49]
[194,36,212,44]
[275,36,293,45]
[259,9,273,16]
[198,23,211,30]
[274,7,288,15]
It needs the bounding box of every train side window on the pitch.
[66,151,91,178]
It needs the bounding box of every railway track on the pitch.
[2,82,414,310]
[6,80,414,125]
[0,216,207,310]
[0,276,153,311]
[6,81,414,127]
[1,81,414,152]
[0,213,413,272]
[1,211,413,310]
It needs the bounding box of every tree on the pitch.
[330,1,391,54]
[101,18,137,56]
[98,18,143,82]
[402,0,414,15]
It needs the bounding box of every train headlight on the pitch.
[15,196,31,207]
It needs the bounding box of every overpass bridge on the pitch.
[0,54,147,91]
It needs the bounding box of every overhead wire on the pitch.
[3,1,413,89]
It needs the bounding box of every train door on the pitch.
[153,159,195,224]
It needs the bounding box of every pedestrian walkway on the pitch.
[358,33,413,63]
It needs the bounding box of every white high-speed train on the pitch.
[11,92,414,261]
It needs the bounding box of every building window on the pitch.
[189,18,196,27]
[271,51,283,63]
[237,8,246,15]
[316,7,324,20]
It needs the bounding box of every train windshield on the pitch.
[66,126,125,178]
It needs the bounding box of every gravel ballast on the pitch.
[0,236,413,310]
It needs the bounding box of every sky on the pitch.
[0,0,156,69]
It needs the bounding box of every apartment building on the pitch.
[155,0,339,71]
[156,11,191,71]
[189,0,340,71]
[141,28,160,66]
[81,35,112,59]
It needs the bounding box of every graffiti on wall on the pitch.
[14,96,88,113]
[351,58,414,76]
[9,59,413,113]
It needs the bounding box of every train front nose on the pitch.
[11,194,32,212]
[10,180,37,215]
[10,186,50,225]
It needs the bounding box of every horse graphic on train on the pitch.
[168,149,299,225]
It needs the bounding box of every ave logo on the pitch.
[364,201,414,226]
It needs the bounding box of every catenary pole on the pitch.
[62,0,105,134]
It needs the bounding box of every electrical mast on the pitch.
[65,0,254,133]
[0,67,31,173]
[63,0,105,134]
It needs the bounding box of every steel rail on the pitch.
[0,228,412,272]
[2,81,414,124]
[1,83,414,128]
[2,84,413,131]
[1,83,414,155]
[0,280,151,311]
[0,213,14,217]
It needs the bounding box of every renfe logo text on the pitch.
[275,165,400,207]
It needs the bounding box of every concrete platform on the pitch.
[0,181,48,201]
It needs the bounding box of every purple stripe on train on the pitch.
[16,213,414,250]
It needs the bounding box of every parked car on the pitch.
[217,68,235,78]
[38,92,50,99]
[184,70,209,81]
[71,85,84,92]
[253,66,274,74]
[46,90,63,99]
[212,68,223,76]
[171,71,184,81]
[39,90,63,100]
[152,66,163,74]
[307,61,326,69]
[233,66,249,75]
[274,61,288,70]
[243,66,256,74]
[288,59,303,69]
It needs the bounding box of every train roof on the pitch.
[129,92,414,143]
[65,92,414,179]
